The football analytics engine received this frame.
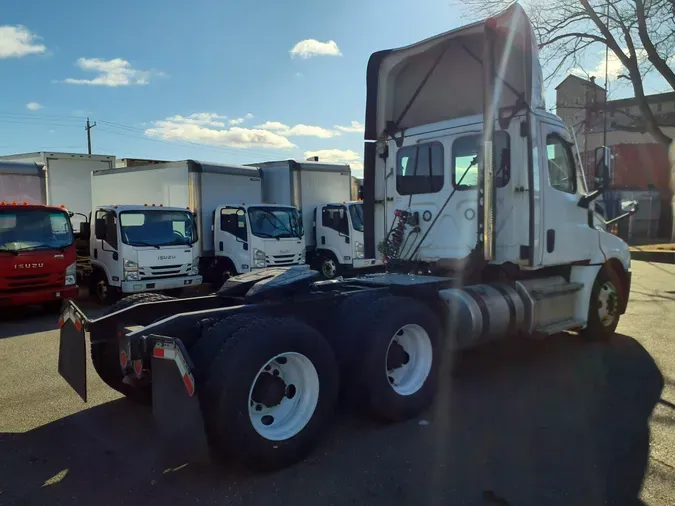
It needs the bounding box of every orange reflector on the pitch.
[120,350,128,369]
[134,359,143,376]
[183,373,195,396]
[153,347,165,359]
[74,319,82,332]
[23,201,28,206]
[57,317,64,328]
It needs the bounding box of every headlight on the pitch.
[355,241,364,259]
[124,259,138,270]
[65,262,77,286]
[190,262,199,275]
[300,249,306,263]
[253,248,266,268]
[124,259,139,280]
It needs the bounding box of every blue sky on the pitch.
[1,0,666,177]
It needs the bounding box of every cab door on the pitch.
[214,206,250,272]
[316,204,351,264]
[538,121,594,265]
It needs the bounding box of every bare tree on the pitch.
[459,0,675,146]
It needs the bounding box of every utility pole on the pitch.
[85,117,97,154]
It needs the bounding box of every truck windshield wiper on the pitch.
[128,241,161,249]
[259,212,296,239]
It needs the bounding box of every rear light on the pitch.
[609,224,619,235]
[120,350,128,369]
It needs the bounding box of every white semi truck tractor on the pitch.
[56,4,635,472]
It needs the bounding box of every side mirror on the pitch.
[621,199,639,215]
[594,146,612,190]
[79,222,91,240]
[94,218,106,240]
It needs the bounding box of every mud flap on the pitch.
[58,312,88,402]
[151,341,210,465]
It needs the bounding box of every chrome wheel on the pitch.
[321,258,337,278]
[597,280,619,327]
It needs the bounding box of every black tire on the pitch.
[336,295,442,422]
[43,300,64,313]
[580,266,623,341]
[319,253,342,279]
[188,314,263,379]
[90,292,176,402]
[90,270,118,305]
[199,316,339,471]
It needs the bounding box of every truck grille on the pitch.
[265,254,303,266]
[0,273,65,293]
[139,264,190,280]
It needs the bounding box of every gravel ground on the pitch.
[0,261,673,506]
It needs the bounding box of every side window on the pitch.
[452,131,510,189]
[546,135,576,194]
[321,206,349,235]
[220,208,247,241]
[396,141,444,195]
[95,210,118,249]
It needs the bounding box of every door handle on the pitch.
[321,236,325,245]
[94,248,98,259]
[219,241,223,251]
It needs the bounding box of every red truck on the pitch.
[0,161,78,309]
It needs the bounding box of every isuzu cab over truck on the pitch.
[57,4,636,472]
[0,161,78,308]
[81,160,303,302]
[255,159,381,279]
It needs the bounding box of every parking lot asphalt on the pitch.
[0,260,674,506]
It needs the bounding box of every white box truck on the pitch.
[84,160,304,302]
[254,159,381,278]
[0,152,116,231]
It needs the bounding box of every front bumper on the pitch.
[353,258,383,269]
[121,275,202,293]
[0,284,79,307]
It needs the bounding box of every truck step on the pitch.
[534,318,585,336]
[529,282,583,299]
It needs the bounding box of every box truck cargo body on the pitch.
[0,161,78,307]
[0,152,116,231]
[255,160,381,278]
[87,160,303,297]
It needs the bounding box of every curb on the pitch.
[630,250,675,264]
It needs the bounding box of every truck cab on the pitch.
[0,202,78,308]
[313,201,381,278]
[84,204,202,303]
[214,203,304,278]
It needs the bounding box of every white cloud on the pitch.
[257,121,340,138]
[304,149,363,176]
[0,25,46,59]
[26,102,43,111]
[290,39,342,59]
[230,118,245,125]
[256,121,289,131]
[245,113,254,119]
[145,114,296,150]
[335,121,364,134]
[572,48,648,83]
[165,112,226,127]
[63,57,161,86]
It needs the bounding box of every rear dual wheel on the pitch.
[193,315,339,471]
[331,295,442,422]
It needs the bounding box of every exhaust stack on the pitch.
[481,22,497,261]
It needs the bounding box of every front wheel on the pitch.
[200,316,339,471]
[90,271,118,305]
[581,266,623,341]
[319,255,341,279]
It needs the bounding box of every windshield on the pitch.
[349,203,364,232]
[0,209,74,252]
[248,206,303,239]
[119,210,197,247]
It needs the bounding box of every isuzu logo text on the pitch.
[14,263,44,269]
[158,255,176,261]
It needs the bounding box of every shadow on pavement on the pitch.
[0,305,64,339]
[0,332,663,506]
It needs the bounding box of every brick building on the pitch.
[556,75,675,237]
